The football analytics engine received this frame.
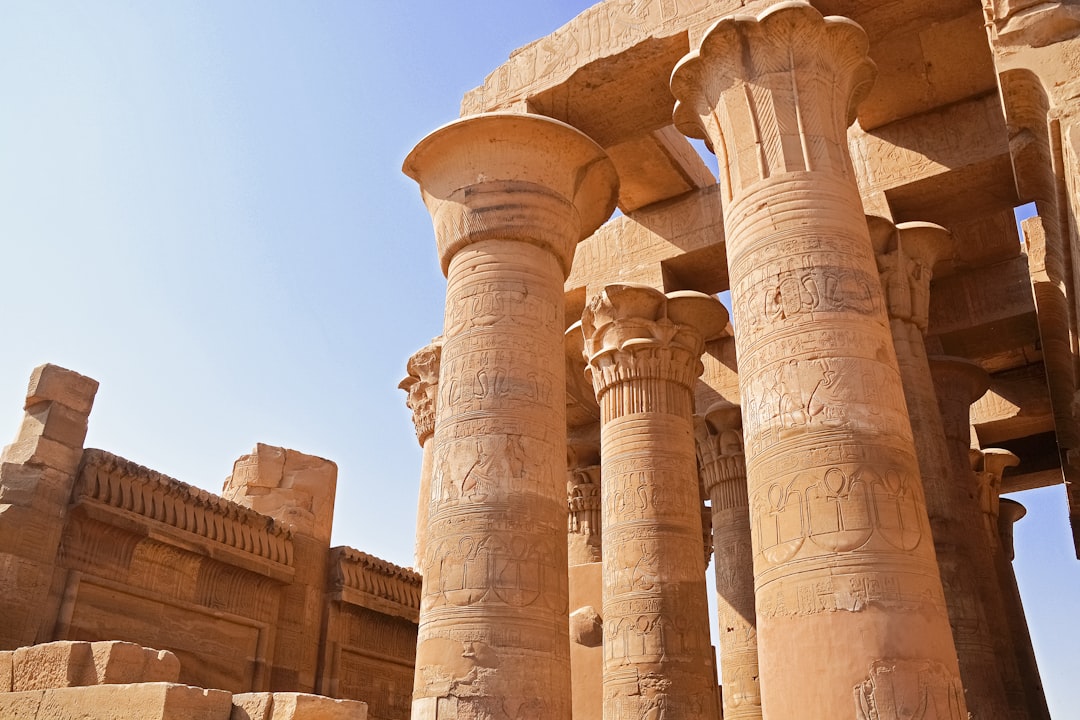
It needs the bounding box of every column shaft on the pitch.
[671,6,965,718]
[872,220,1016,717]
[404,113,618,720]
[582,285,726,720]
[696,404,760,720]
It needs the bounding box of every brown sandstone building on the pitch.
[3,1,1079,718]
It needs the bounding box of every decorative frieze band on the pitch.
[329,546,422,622]
[75,449,293,568]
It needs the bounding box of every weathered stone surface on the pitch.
[568,606,603,649]
[231,692,368,720]
[10,641,179,691]
[0,682,233,720]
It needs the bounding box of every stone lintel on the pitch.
[972,363,1056,445]
[566,183,724,299]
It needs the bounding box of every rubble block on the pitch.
[91,641,181,686]
[231,692,368,720]
[12,641,180,691]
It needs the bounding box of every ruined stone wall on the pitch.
[0,364,421,719]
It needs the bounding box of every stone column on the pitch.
[996,495,1045,715]
[399,338,443,570]
[929,356,1028,718]
[403,113,618,720]
[871,218,1019,717]
[671,5,966,718]
[580,284,726,720]
[976,453,1051,720]
[695,401,761,720]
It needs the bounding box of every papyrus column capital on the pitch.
[868,217,955,334]
[695,400,747,499]
[997,498,1027,562]
[929,356,991,444]
[580,284,729,405]
[399,338,443,446]
[972,447,1021,523]
[671,1,876,198]
[403,112,619,277]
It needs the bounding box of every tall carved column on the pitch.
[975,451,1051,720]
[671,5,966,718]
[695,401,761,720]
[929,356,1027,718]
[580,284,727,720]
[399,338,443,570]
[403,113,618,720]
[871,218,1017,717]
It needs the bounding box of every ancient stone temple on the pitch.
[402,0,1080,718]
[3,1,1079,719]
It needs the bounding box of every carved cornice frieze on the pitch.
[329,546,422,622]
[75,449,294,569]
[399,338,443,445]
[580,285,728,413]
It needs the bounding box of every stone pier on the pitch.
[580,284,726,720]
[695,401,760,720]
[670,4,966,717]
[403,113,618,720]
[399,338,443,569]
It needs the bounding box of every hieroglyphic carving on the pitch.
[582,284,726,720]
[854,659,965,720]
[671,6,964,717]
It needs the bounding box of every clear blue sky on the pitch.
[0,2,1075,714]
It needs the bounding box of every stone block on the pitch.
[0,683,233,720]
[0,436,83,474]
[12,641,96,690]
[1,650,12,692]
[223,445,338,544]
[24,364,99,416]
[569,605,603,648]
[91,641,181,685]
[232,692,367,720]
[20,402,91,449]
[11,641,180,690]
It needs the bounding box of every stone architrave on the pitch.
[928,356,1027,717]
[870,217,1017,718]
[975,451,1051,720]
[403,112,618,720]
[695,400,761,720]
[670,5,966,718]
[580,284,727,720]
[399,338,443,570]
